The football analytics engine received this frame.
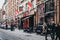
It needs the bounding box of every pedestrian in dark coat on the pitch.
[45,20,55,40]
[55,23,60,40]
[6,22,8,30]
[18,20,21,30]
[11,20,14,31]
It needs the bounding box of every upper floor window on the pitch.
[45,0,54,12]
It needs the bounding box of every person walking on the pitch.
[10,20,15,31]
[6,21,8,30]
[55,23,60,40]
[45,19,55,40]
[18,20,21,30]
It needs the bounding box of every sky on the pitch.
[0,0,5,9]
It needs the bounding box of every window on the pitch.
[45,0,54,13]
[19,6,23,11]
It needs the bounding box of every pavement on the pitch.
[0,29,51,40]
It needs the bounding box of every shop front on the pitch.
[22,18,29,29]
[22,12,29,29]
[21,10,35,32]
[22,15,34,32]
[36,1,45,34]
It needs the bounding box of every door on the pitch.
[29,16,34,31]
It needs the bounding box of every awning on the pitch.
[45,12,54,18]
[21,15,34,21]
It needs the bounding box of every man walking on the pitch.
[45,19,55,40]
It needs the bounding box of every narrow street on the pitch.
[0,0,60,40]
[0,29,51,40]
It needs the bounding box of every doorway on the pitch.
[29,16,34,32]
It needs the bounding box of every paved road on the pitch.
[0,29,51,40]
[0,29,23,40]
